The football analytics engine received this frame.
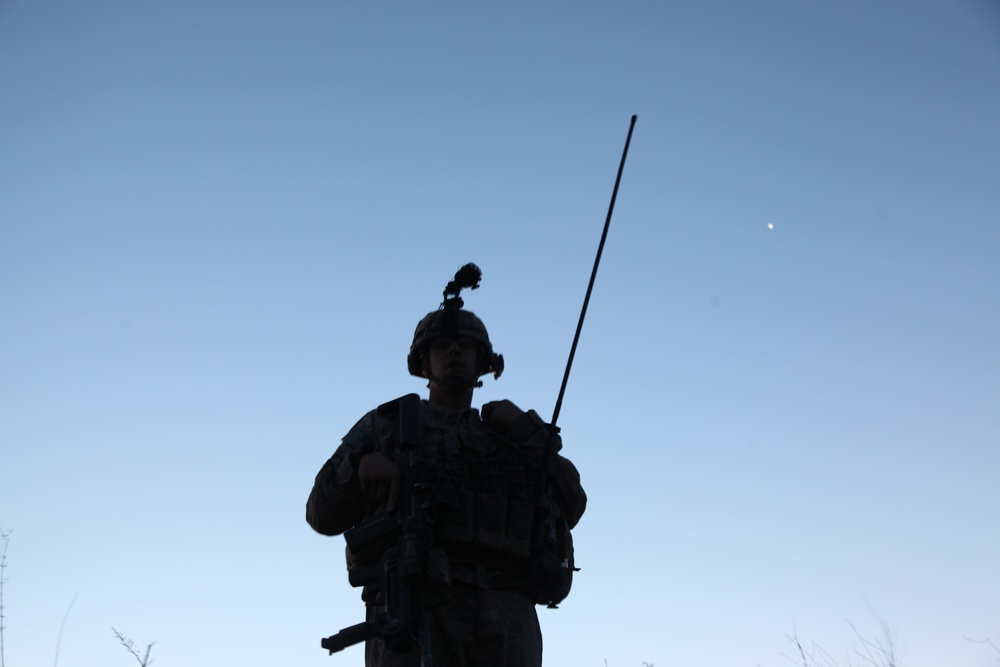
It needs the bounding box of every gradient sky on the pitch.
[1,2,998,666]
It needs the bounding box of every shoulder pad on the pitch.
[374,393,421,420]
[341,418,376,451]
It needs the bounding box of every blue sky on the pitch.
[1,1,998,666]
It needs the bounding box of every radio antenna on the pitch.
[551,115,637,428]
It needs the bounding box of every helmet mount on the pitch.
[442,262,482,311]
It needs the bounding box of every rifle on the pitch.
[321,394,442,666]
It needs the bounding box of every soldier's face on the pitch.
[426,336,479,389]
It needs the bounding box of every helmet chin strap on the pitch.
[425,372,483,392]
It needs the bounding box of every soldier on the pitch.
[307,265,587,667]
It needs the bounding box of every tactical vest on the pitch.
[346,398,575,606]
[420,407,575,606]
[420,414,536,564]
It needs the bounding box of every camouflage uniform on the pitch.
[307,399,586,667]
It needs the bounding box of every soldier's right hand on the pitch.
[358,452,402,511]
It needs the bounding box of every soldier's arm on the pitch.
[306,444,367,536]
[306,412,394,536]
[504,409,588,529]
[544,452,586,529]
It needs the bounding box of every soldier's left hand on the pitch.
[482,399,524,435]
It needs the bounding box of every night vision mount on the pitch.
[442,263,482,311]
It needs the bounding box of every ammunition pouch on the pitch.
[525,498,575,607]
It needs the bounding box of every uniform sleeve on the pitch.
[305,411,392,536]
[506,410,588,529]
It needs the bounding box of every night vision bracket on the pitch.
[442,263,481,310]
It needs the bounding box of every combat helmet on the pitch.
[407,263,504,384]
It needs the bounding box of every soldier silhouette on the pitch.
[308,264,586,667]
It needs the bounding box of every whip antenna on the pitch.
[551,115,637,427]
